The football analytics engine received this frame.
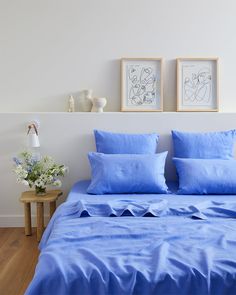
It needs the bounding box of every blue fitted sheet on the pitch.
[25,180,236,295]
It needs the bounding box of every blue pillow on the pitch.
[172,130,235,159]
[87,152,168,194]
[94,130,159,154]
[173,157,236,194]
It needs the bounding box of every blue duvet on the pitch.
[25,181,236,295]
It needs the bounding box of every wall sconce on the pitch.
[27,121,40,148]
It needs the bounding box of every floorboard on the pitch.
[0,228,39,295]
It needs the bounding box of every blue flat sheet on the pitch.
[25,181,236,295]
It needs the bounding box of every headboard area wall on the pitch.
[1,112,236,226]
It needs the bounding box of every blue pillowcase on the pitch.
[172,130,236,159]
[94,130,159,154]
[173,158,236,195]
[87,152,168,194]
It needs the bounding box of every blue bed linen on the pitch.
[87,152,168,194]
[171,129,236,159]
[67,180,236,205]
[94,129,159,154]
[174,158,236,195]
[25,182,236,295]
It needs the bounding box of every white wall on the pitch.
[0,0,236,112]
[1,112,236,226]
[1,1,236,226]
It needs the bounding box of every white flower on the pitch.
[47,175,53,182]
[13,151,67,189]
[22,180,29,186]
[62,166,69,174]
[53,179,62,187]
[35,179,44,187]
[14,165,28,179]
[40,174,48,182]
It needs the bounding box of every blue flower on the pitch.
[13,157,22,165]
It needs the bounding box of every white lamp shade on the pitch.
[28,133,40,148]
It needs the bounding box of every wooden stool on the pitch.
[19,190,63,242]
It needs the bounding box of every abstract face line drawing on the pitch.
[184,67,212,103]
[176,58,219,112]
[127,65,158,106]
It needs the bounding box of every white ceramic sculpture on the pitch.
[68,95,75,112]
[82,89,93,112]
[91,97,107,112]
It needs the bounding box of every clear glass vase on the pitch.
[35,186,46,196]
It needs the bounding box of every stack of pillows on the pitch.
[172,129,236,194]
[87,129,236,195]
[87,130,168,194]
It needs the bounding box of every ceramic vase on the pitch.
[82,89,93,112]
[91,97,107,112]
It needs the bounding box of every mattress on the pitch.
[25,180,236,295]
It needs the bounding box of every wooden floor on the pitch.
[0,228,39,295]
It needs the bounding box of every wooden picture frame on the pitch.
[176,57,219,112]
[121,58,163,112]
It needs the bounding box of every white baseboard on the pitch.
[0,215,50,227]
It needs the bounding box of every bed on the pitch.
[25,180,236,295]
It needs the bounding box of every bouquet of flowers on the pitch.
[13,151,68,195]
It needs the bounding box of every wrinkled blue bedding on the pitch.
[25,181,236,295]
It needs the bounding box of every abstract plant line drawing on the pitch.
[183,66,212,105]
[121,58,163,112]
[127,65,159,106]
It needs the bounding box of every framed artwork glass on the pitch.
[177,57,219,112]
[121,58,163,112]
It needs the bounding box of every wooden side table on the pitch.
[19,190,63,242]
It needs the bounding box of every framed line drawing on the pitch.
[176,58,219,112]
[121,58,163,112]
